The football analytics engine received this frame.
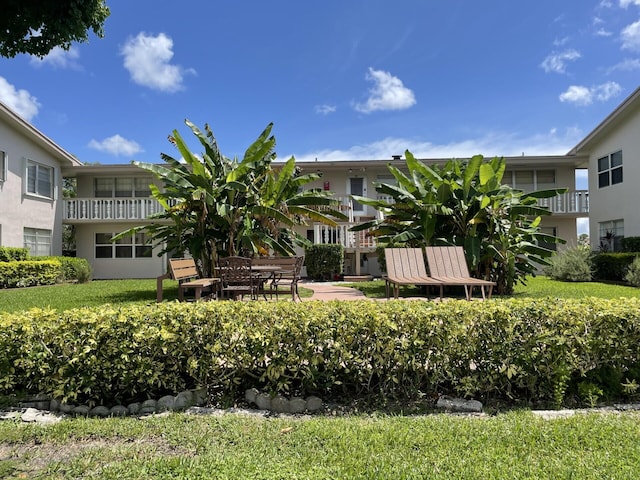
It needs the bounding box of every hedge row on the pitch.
[0,260,61,288]
[0,257,91,288]
[2,299,640,407]
[0,246,29,262]
[592,253,638,282]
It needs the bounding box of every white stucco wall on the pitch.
[74,223,167,279]
[0,121,64,255]
[587,106,640,244]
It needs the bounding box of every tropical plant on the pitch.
[351,152,565,294]
[115,120,345,277]
[545,246,593,282]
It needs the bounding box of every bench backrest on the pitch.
[385,248,429,278]
[252,256,303,280]
[169,258,200,281]
[424,246,471,278]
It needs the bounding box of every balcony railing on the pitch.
[377,190,589,216]
[63,198,167,221]
[536,190,589,215]
[313,223,377,250]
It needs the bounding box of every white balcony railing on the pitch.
[64,198,167,221]
[313,223,377,250]
[376,190,589,216]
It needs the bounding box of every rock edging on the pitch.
[244,388,323,413]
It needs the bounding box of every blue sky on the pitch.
[1,0,639,172]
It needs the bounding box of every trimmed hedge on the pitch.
[40,256,92,283]
[621,236,640,253]
[305,244,344,280]
[592,253,638,282]
[0,260,62,288]
[2,298,640,407]
[0,247,29,262]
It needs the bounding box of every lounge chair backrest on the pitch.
[385,248,429,278]
[425,246,471,278]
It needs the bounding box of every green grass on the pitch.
[1,411,639,479]
[0,279,314,313]
[345,276,640,300]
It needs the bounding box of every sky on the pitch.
[1,0,639,176]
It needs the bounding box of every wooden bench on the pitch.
[156,258,219,302]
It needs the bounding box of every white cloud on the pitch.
[621,20,640,51]
[620,0,640,7]
[540,49,581,73]
[595,28,613,36]
[559,82,622,106]
[353,68,416,113]
[30,46,80,69]
[121,32,195,92]
[607,58,640,72]
[88,134,144,156]
[314,104,337,115]
[291,128,582,162]
[0,76,40,121]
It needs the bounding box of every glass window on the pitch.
[536,170,556,189]
[598,219,624,252]
[115,178,133,197]
[26,161,53,198]
[23,228,51,256]
[95,232,151,259]
[514,171,534,190]
[0,150,6,182]
[94,178,114,197]
[134,177,152,197]
[597,151,622,188]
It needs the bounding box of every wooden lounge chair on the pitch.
[164,258,219,302]
[424,246,496,300]
[383,248,443,300]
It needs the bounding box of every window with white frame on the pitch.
[24,228,52,256]
[94,177,152,198]
[0,150,6,182]
[26,160,53,198]
[505,170,556,191]
[598,219,624,252]
[95,232,152,259]
[538,226,558,251]
[597,150,622,188]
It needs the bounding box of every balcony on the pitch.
[536,190,589,216]
[313,223,378,251]
[377,190,589,216]
[63,197,167,222]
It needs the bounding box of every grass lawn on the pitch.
[2,410,640,479]
[0,279,314,313]
[344,275,640,300]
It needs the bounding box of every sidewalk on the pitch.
[301,281,370,301]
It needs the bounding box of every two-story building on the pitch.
[0,102,83,257]
[568,85,640,252]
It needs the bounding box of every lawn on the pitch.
[0,279,314,313]
[2,410,640,479]
[345,275,640,300]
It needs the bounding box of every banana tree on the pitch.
[115,120,346,277]
[352,151,566,294]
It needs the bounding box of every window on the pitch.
[0,150,6,182]
[538,226,558,252]
[24,228,51,256]
[94,177,152,197]
[505,170,556,191]
[26,161,53,198]
[599,219,624,252]
[597,150,623,188]
[95,232,152,259]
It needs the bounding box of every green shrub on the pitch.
[625,256,640,287]
[544,246,592,282]
[41,256,92,283]
[0,247,29,262]
[2,298,640,408]
[305,244,344,280]
[0,260,62,288]
[592,253,637,281]
[622,237,640,252]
